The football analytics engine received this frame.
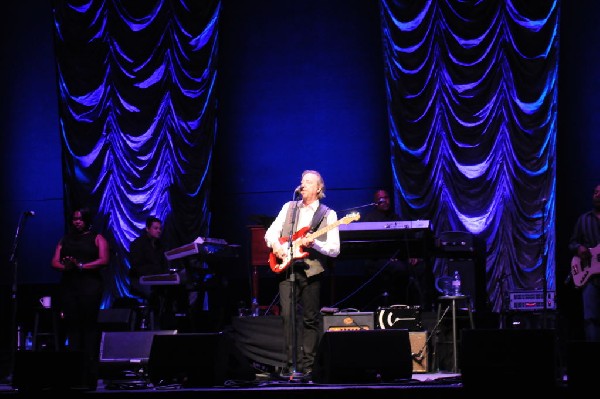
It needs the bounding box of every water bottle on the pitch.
[25,331,33,351]
[451,270,462,296]
[251,298,259,317]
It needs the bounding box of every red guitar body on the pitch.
[268,226,311,273]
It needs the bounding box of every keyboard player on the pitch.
[130,216,185,329]
[361,190,435,311]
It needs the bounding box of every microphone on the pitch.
[23,210,36,217]
[540,197,547,204]
[294,185,303,195]
[372,198,386,206]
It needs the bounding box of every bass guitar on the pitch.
[571,244,600,288]
[269,212,360,273]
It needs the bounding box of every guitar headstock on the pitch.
[340,212,361,224]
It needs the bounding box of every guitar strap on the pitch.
[309,203,329,233]
[284,201,330,234]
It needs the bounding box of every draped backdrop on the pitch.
[52,0,558,312]
[381,0,557,312]
[53,0,220,304]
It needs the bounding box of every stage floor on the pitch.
[0,370,572,397]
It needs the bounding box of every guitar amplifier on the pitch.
[376,305,423,331]
[322,312,374,332]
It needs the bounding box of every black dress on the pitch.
[58,230,104,387]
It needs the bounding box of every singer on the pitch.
[264,170,340,381]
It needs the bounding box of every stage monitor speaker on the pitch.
[312,329,412,383]
[460,329,558,390]
[567,340,600,391]
[147,332,256,387]
[12,351,86,391]
[98,330,177,380]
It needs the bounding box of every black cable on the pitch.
[328,249,402,310]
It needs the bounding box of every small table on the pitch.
[433,295,474,373]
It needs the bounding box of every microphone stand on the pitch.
[287,194,303,381]
[338,201,379,213]
[497,273,510,329]
[4,212,32,384]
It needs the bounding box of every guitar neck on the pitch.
[306,219,344,241]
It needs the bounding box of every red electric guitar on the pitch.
[268,212,360,273]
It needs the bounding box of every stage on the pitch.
[0,370,572,397]
[0,313,593,396]
[0,373,576,399]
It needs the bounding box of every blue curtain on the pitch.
[381,0,558,311]
[51,0,559,313]
[52,0,219,303]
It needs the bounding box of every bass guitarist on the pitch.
[264,169,340,380]
[569,182,600,341]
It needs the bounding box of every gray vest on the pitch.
[281,200,330,277]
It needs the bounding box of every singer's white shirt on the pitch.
[264,200,340,258]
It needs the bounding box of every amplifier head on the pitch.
[323,312,374,332]
[376,306,423,331]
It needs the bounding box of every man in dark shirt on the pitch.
[362,189,399,222]
[130,216,167,283]
[569,183,600,341]
[130,216,180,329]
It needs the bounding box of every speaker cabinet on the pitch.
[568,340,600,391]
[312,329,412,383]
[12,351,86,391]
[147,332,255,387]
[97,308,134,331]
[460,329,558,390]
[98,330,177,380]
[409,331,428,373]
